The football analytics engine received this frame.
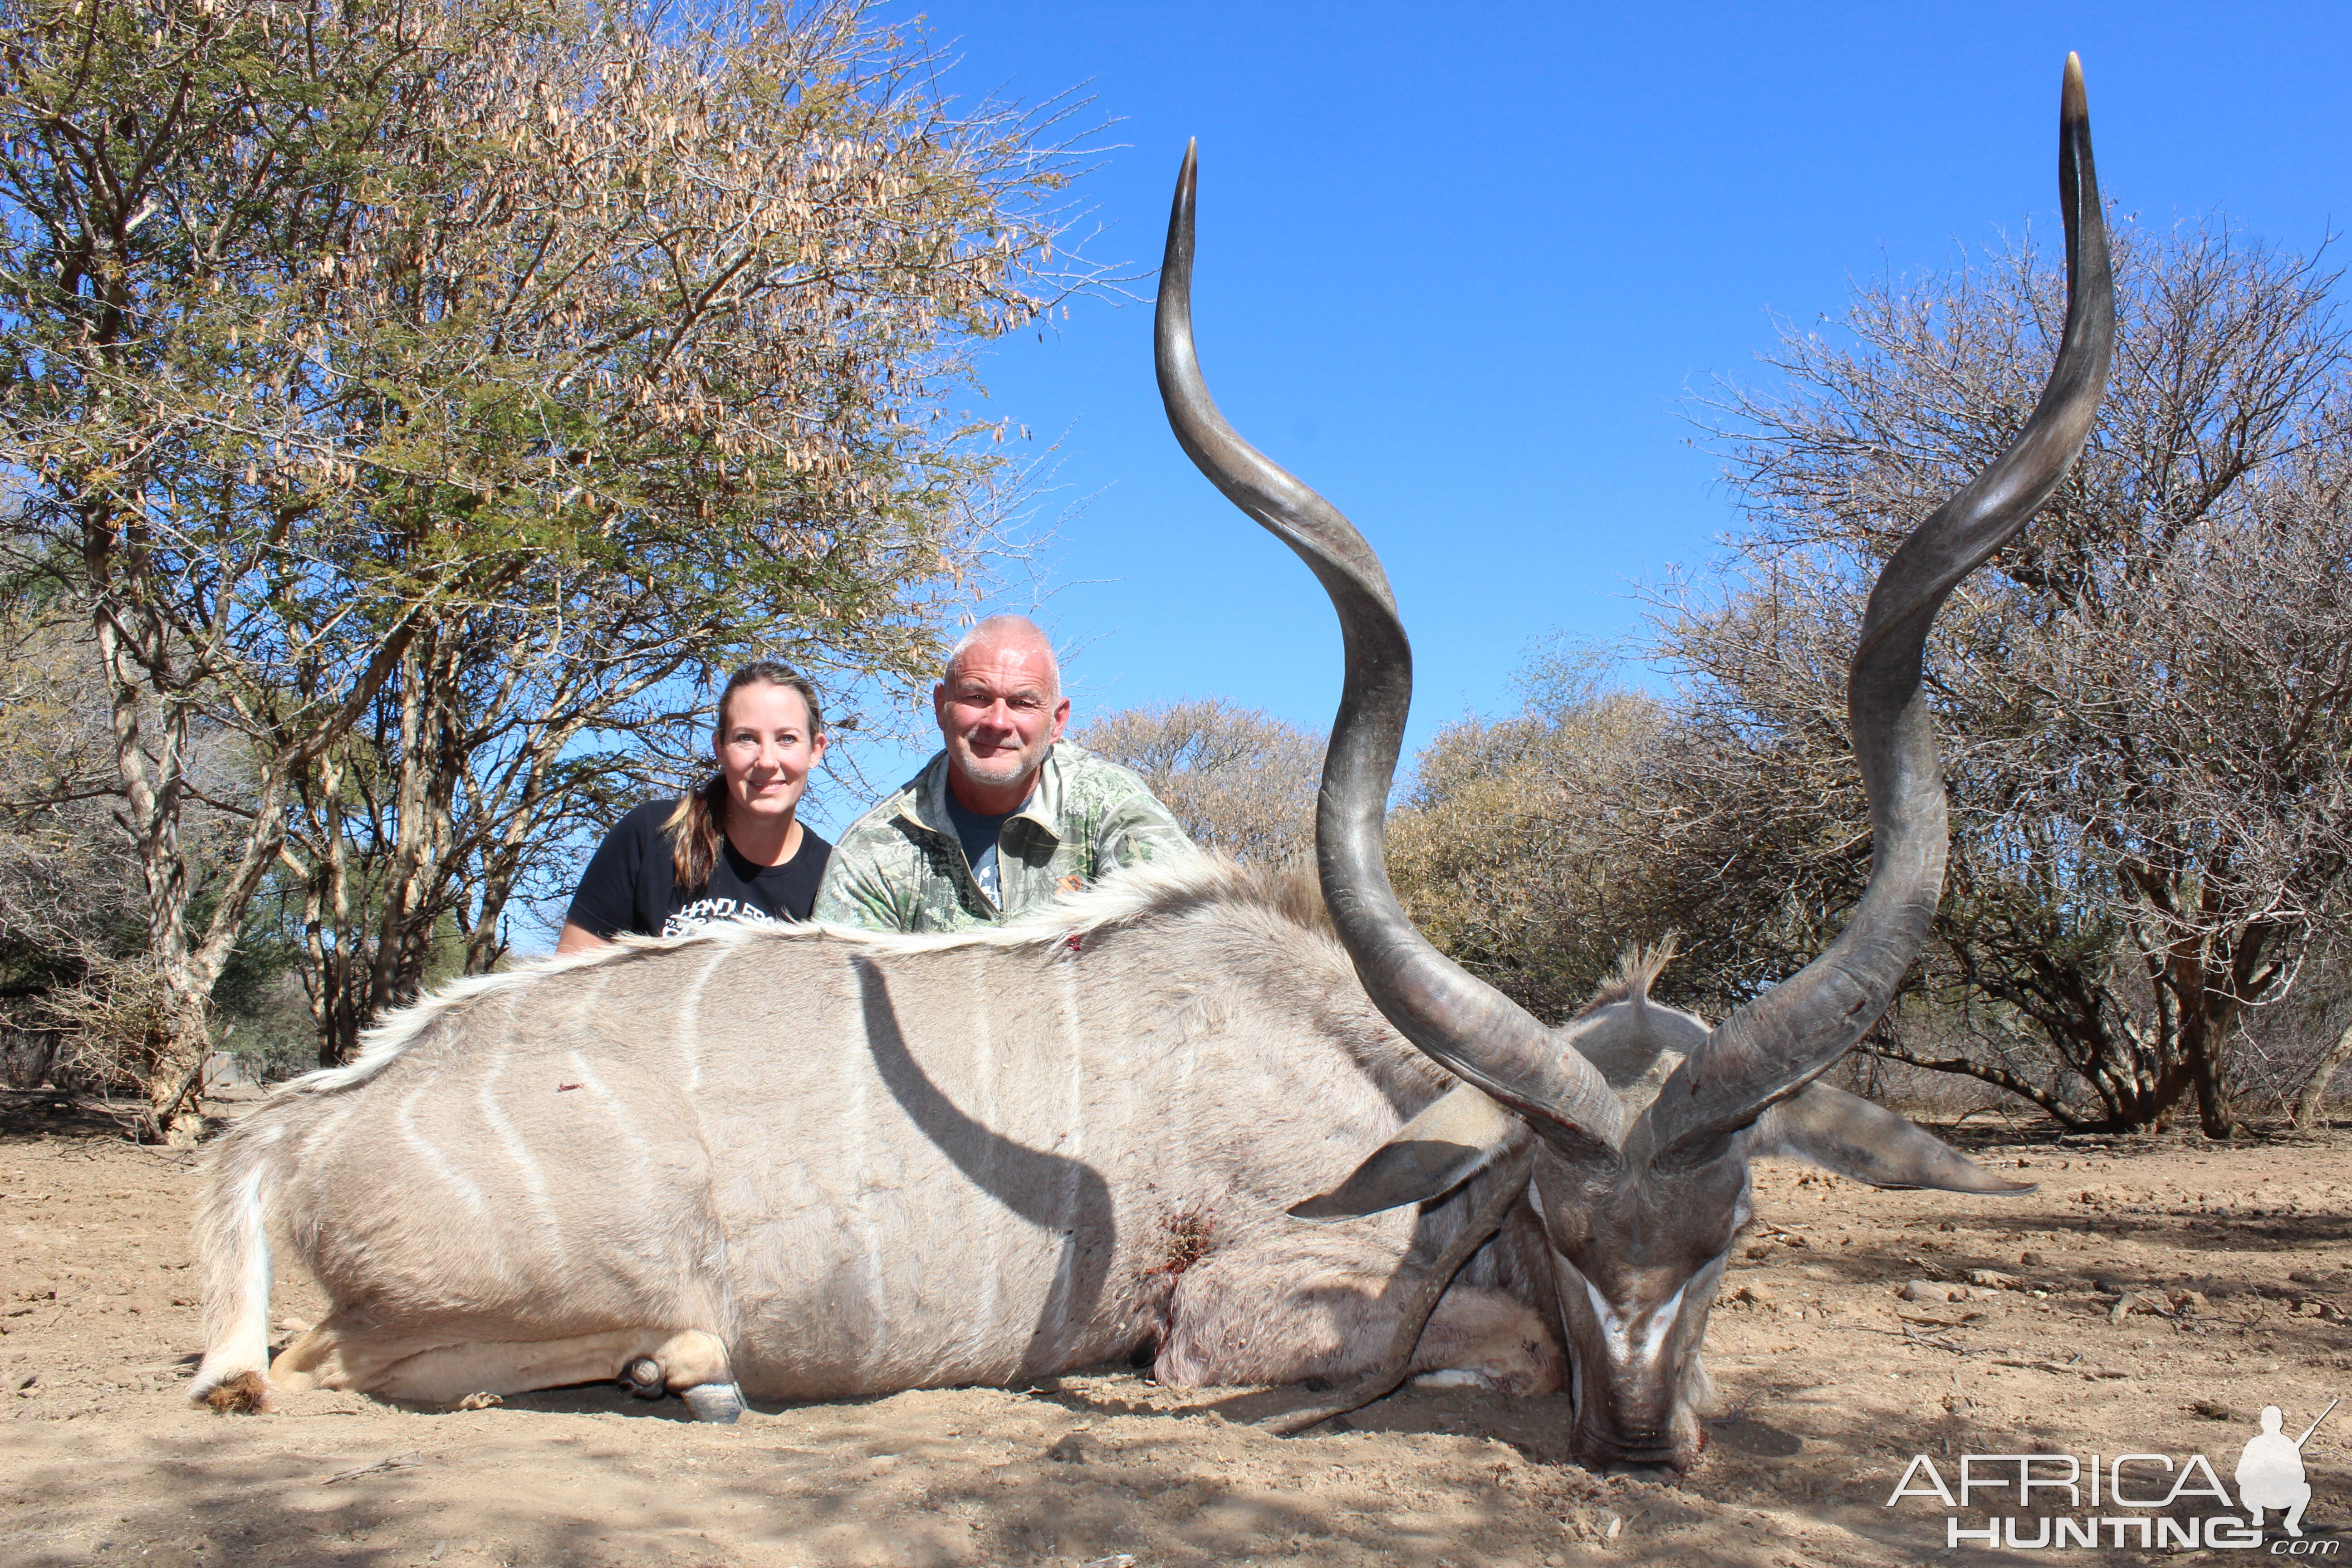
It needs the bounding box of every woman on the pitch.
[557,661,832,951]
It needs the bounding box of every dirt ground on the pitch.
[4,1087,2348,1568]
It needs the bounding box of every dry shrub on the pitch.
[1075,699,1323,866]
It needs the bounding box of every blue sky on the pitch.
[796,1,2348,831]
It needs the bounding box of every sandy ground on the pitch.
[4,1087,2349,1568]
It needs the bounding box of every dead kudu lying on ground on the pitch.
[191,60,2111,1471]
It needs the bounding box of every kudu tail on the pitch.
[187,1121,283,1412]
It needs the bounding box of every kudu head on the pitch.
[1156,57,2114,1472]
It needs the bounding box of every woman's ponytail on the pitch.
[662,774,735,893]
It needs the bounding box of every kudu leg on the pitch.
[265,1323,342,1394]
[633,1329,748,1424]
[619,1328,750,1422]
[1256,1152,1537,1436]
[272,1323,745,1419]
[271,1324,649,1400]
[1155,1154,1539,1435]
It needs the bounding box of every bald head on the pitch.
[945,615,1060,700]
[935,615,1071,813]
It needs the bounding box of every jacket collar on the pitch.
[902,744,1072,844]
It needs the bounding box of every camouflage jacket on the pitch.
[810,742,1196,933]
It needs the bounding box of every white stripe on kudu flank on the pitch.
[397,1078,486,1220]
[675,946,730,1093]
[566,1050,653,1182]
[478,1045,558,1239]
[1051,952,1086,1360]
[554,970,655,1180]
[304,1092,364,1179]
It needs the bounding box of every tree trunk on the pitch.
[90,531,213,1139]
[2293,1017,2352,1129]
[2190,1049,2241,1138]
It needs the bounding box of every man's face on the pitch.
[934,638,1070,804]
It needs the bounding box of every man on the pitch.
[2237,1404,2318,1537]
[813,616,1195,932]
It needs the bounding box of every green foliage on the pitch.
[0,0,1094,1089]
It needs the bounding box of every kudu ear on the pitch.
[1289,1082,1527,1221]
[1754,1082,2034,1195]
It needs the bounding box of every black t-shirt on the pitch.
[565,800,833,939]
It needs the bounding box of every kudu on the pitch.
[187,58,2109,1474]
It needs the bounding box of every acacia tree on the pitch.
[1661,217,2352,1136]
[280,580,676,1065]
[1073,698,1322,864]
[0,0,1088,1108]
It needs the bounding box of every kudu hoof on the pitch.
[681,1382,746,1424]
[620,1357,665,1400]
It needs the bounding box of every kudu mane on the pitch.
[290,852,1343,1102]
[1572,938,1681,1019]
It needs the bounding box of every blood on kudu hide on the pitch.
[191,58,2112,1471]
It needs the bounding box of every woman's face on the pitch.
[716,682,826,830]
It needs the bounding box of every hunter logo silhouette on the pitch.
[2239,1398,2335,1538]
